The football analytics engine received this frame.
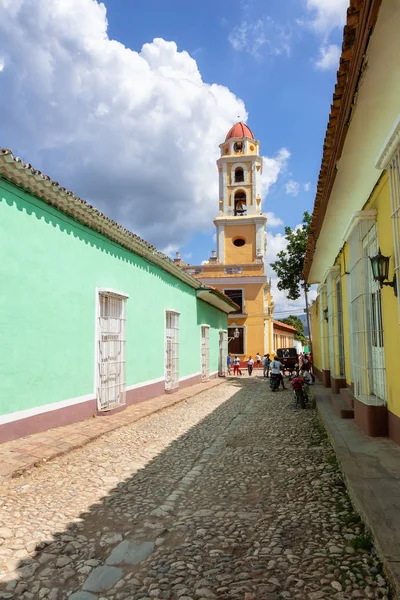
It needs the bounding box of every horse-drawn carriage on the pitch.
[276,347,299,376]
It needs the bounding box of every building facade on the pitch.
[304,0,400,444]
[273,320,296,353]
[181,123,274,361]
[0,149,238,443]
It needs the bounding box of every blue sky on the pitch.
[0,0,347,312]
[105,0,343,266]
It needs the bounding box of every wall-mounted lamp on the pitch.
[323,308,329,322]
[369,249,397,297]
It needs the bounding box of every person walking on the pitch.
[263,354,270,378]
[255,353,261,369]
[301,353,311,372]
[233,355,241,376]
[247,356,254,376]
[270,356,286,389]
[227,353,232,375]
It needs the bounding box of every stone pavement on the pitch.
[316,389,400,599]
[0,377,391,599]
[0,378,224,481]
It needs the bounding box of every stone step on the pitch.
[340,387,355,409]
[330,394,355,419]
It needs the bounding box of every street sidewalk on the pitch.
[316,387,400,599]
[0,378,225,482]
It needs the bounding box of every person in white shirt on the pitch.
[255,353,261,369]
[233,355,241,376]
[300,368,314,401]
[247,356,254,376]
[270,356,286,389]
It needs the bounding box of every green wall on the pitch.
[0,179,227,417]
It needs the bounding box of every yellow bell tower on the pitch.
[215,122,266,265]
[182,122,274,362]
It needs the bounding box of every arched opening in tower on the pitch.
[234,191,247,216]
[234,167,244,183]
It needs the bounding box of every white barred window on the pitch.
[388,146,400,309]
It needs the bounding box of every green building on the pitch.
[0,149,237,443]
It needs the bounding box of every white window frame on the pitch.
[164,309,180,392]
[318,283,328,372]
[230,163,249,185]
[345,212,387,406]
[376,114,400,317]
[218,330,228,376]
[95,288,128,412]
[200,324,210,381]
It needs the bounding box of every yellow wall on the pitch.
[224,224,256,264]
[213,281,265,357]
[311,173,400,420]
[366,174,400,418]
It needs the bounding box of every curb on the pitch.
[315,394,400,599]
[4,378,226,482]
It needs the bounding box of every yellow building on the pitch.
[304,0,400,445]
[180,122,274,361]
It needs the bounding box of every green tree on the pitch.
[280,315,307,345]
[270,211,311,301]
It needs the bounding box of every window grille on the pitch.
[336,278,346,378]
[348,219,386,405]
[326,270,337,379]
[388,146,400,309]
[165,311,179,391]
[219,330,228,376]
[97,292,126,411]
[201,326,210,381]
[318,284,328,371]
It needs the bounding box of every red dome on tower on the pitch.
[225,122,255,141]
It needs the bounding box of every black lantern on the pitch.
[369,248,397,296]
[323,308,329,322]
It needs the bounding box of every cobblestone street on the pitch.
[0,378,390,600]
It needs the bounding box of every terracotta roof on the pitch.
[302,0,383,281]
[273,320,297,332]
[225,122,255,141]
[0,148,232,314]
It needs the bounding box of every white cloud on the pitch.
[161,244,180,258]
[261,148,290,198]
[301,0,347,71]
[304,182,311,192]
[229,18,291,58]
[304,0,348,36]
[315,44,340,70]
[0,0,290,251]
[266,212,283,227]
[266,229,317,314]
[285,179,300,197]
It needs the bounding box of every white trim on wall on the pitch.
[125,376,165,391]
[200,276,266,285]
[180,372,202,381]
[0,393,95,425]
